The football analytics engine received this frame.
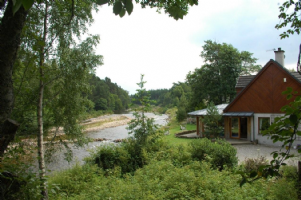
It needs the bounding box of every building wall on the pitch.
[225,61,301,114]
[253,113,301,147]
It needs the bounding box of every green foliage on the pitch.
[88,75,130,113]
[243,156,269,173]
[201,102,223,138]
[189,138,238,170]
[240,51,262,75]
[176,106,187,122]
[85,142,138,175]
[48,158,298,200]
[146,82,191,109]
[187,40,260,108]
[275,0,301,39]
[127,75,159,145]
[95,0,198,20]
[86,134,167,175]
[280,165,298,182]
[48,164,103,198]
[0,145,42,200]
[11,0,198,20]
[12,0,102,142]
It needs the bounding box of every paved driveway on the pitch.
[235,144,300,165]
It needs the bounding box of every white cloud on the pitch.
[89,0,300,94]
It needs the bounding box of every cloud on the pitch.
[89,0,300,94]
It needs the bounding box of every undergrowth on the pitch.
[47,138,298,200]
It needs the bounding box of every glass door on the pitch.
[231,117,239,138]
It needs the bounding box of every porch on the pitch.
[175,132,253,145]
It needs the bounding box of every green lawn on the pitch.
[163,123,196,146]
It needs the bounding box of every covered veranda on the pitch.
[187,104,228,138]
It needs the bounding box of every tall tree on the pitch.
[187,40,260,109]
[0,0,27,158]
[11,1,102,198]
[0,0,198,160]
[127,74,158,145]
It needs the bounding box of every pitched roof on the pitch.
[225,59,301,113]
[235,66,301,89]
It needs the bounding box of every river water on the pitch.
[46,113,168,174]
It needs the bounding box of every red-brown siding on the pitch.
[225,61,301,113]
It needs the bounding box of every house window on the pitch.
[258,117,270,134]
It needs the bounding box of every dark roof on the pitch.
[222,112,254,117]
[235,75,255,88]
[235,71,301,89]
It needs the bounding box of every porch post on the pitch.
[196,116,200,136]
[201,116,204,137]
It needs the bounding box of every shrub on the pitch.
[201,102,223,138]
[49,160,298,200]
[86,143,136,175]
[189,138,238,170]
[176,107,187,122]
[86,136,167,175]
[243,156,269,173]
[280,165,298,182]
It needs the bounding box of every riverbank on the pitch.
[82,114,132,133]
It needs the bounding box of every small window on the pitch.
[258,117,270,134]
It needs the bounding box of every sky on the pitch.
[88,0,300,95]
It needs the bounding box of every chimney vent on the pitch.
[274,47,285,67]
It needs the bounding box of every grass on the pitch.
[163,123,196,146]
[161,107,197,146]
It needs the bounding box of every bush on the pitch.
[189,138,238,170]
[86,136,168,175]
[49,160,298,200]
[280,165,298,182]
[243,156,269,173]
[85,142,138,175]
[176,107,187,122]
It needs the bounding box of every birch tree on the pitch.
[11,1,102,198]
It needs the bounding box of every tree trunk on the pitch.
[37,70,48,199]
[37,2,48,199]
[0,0,27,158]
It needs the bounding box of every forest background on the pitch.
[1,0,301,199]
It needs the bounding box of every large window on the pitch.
[258,117,270,134]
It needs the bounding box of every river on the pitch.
[46,113,168,174]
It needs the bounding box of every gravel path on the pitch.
[235,144,300,166]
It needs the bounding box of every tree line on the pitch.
[147,40,261,121]
[88,75,130,113]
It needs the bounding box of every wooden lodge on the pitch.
[188,48,301,146]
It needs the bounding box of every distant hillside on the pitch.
[88,74,130,113]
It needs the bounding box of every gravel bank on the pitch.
[235,144,300,166]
